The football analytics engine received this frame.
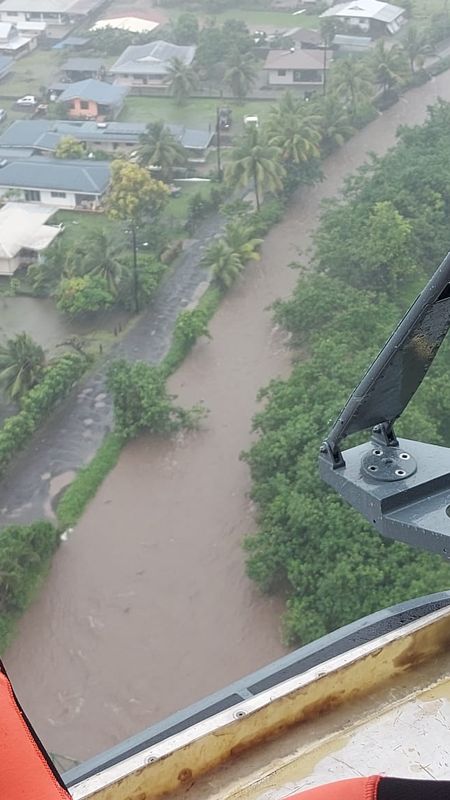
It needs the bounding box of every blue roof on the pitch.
[0,156,110,194]
[53,36,88,49]
[58,79,128,106]
[0,56,12,75]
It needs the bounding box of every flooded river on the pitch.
[4,74,450,764]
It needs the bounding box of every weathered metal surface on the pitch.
[70,605,450,800]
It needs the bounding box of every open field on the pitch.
[120,96,275,131]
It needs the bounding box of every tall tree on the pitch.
[54,136,86,159]
[224,48,257,101]
[223,220,262,264]
[138,120,187,179]
[168,12,199,45]
[165,57,198,104]
[401,24,431,73]
[330,57,374,116]
[372,40,408,97]
[0,333,45,400]
[267,91,321,164]
[225,127,285,211]
[81,228,128,295]
[201,239,244,290]
[314,93,354,153]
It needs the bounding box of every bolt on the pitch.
[320,443,327,453]
[373,425,381,433]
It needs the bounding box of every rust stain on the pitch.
[177,768,193,784]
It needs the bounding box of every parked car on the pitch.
[0,109,7,122]
[16,95,37,107]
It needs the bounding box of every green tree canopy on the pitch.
[225,127,285,211]
[55,136,86,159]
[0,333,46,400]
[138,120,187,179]
[107,160,169,223]
[165,56,198,104]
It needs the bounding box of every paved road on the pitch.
[0,213,220,526]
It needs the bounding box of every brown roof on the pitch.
[263,48,326,70]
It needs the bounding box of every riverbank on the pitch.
[5,72,450,763]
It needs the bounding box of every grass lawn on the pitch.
[163,181,212,225]
[0,49,61,100]
[50,210,115,245]
[120,96,275,132]
[164,5,319,29]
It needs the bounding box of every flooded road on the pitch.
[5,74,450,764]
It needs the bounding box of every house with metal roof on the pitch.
[0,0,106,39]
[0,202,63,275]
[0,119,215,162]
[0,155,110,209]
[109,41,196,88]
[263,48,330,94]
[0,21,37,57]
[61,58,105,82]
[57,79,128,120]
[320,0,406,35]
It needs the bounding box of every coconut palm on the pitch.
[401,24,431,73]
[201,239,244,290]
[224,48,257,102]
[0,333,46,400]
[81,229,128,295]
[224,220,262,264]
[27,238,79,295]
[314,93,354,152]
[225,127,285,212]
[267,92,321,164]
[138,120,187,179]
[372,41,408,97]
[330,57,374,116]
[165,57,198,104]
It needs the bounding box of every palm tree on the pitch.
[81,229,128,295]
[0,333,46,400]
[165,57,198,104]
[201,239,244,290]
[224,48,257,102]
[330,57,374,116]
[267,92,321,164]
[314,93,354,152]
[401,25,431,73]
[27,238,79,295]
[225,127,285,212]
[372,41,408,98]
[138,120,187,179]
[223,220,262,264]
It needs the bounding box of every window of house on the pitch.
[80,100,89,110]
[51,191,66,198]
[277,69,287,76]
[25,190,41,201]
[293,69,322,83]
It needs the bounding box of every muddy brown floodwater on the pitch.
[4,73,450,764]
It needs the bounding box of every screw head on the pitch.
[320,443,327,453]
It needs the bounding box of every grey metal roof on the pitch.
[58,79,128,106]
[0,156,110,194]
[167,124,214,150]
[320,0,404,22]
[62,58,103,72]
[0,0,102,12]
[52,36,89,49]
[110,40,196,76]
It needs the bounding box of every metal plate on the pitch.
[361,447,417,481]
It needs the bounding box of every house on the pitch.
[320,0,406,36]
[0,0,106,39]
[52,36,89,50]
[0,155,110,209]
[110,41,196,88]
[0,22,37,57]
[263,48,329,94]
[0,202,62,275]
[0,55,12,81]
[57,79,128,120]
[0,119,215,162]
[281,27,322,49]
[61,57,105,82]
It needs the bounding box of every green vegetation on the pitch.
[225,126,285,210]
[0,352,89,478]
[165,56,199,103]
[0,521,59,652]
[138,120,187,178]
[243,101,450,645]
[56,433,123,529]
[0,333,46,400]
[120,96,273,130]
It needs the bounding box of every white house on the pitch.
[0,22,38,57]
[0,202,62,275]
[320,0,406,36]
[0,0,105,38]
[263,48,329,93]
[0,156,111,209]
[110,41,196,88]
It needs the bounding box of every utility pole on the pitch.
[322,43,328,96]
[216,106,223,181]
[131,223,139,314]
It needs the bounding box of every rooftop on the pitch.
[0,0,103,12]
[0,156,110,194]
[58,79,128,107]
[91,15,161,33]
[0,202,61,260]
[110,40,196,76]
[321,0,405,22]
[264,48,327,70]
[61,57,103,72]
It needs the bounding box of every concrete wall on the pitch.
[266,68,324,89]
[67,98,99,119]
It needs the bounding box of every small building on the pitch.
[61,58,104,82]
[320,0,406,36]
[57,79,128,120]
[281,27,322,49]
[263,48,329,94]
[0,156,111,209]
[332,33,373,52]
[0,0,106,39]
[0,202,62,275]
[0,22,37,57]
[0,55,13,81]
[52,36,89,51]
[110,41,196,88]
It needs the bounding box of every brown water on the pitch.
[4,74,450,764]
